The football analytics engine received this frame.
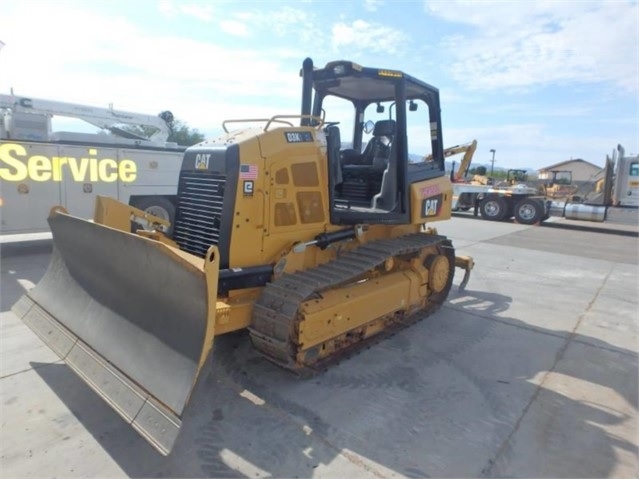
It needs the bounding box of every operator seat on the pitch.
[341,119,396,168]
[362,119,395,170]
[340,119,396,203]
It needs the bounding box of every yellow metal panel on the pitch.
[298,269,424,350]
[410,176,453,224]
[296,191,325,224]
[291,162,320,187]
[227,137,265,268]
[227,127,337,269]
[258,126,323,158]
[213,288,260,335]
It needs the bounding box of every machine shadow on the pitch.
[0,241,52,312]
[30,287,638,478]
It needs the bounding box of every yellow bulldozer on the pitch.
[12,58,473,455]
[540,170,580,199]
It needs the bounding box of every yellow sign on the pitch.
[0,143,137,183]
[378,69,402,78]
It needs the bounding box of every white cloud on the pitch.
[233,7,321,42]
[332,20,409,54]
[159,6,324,43]
[220,20,251,37]
[269,7,313,36]
[426,0,639,93]
[180,4,215,22]
[364,0,384,12]
[157,3,322,46]
[158,1,215,22]
[158,0,177,18]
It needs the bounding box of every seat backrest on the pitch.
[361,119,395,169]
[373,119,396,138]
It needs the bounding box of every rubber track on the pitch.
[248,233,453,373]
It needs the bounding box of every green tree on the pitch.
[167,119,205,146]
[470,165,487,175]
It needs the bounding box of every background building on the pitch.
[538,159,602,182]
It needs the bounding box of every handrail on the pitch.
[221,114,324,133]
[264,115,324,131]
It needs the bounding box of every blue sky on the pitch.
[1,0,637,171]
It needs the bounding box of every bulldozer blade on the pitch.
[11,211,219,455]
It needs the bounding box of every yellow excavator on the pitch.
[445,140,478,183]
[428,140,486,186]
[12,58,473,455]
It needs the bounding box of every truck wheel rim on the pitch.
[485,201,500,216]
[518,204,536,220]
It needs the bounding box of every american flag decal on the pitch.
[239,164,258,180]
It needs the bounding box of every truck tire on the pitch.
[131,196,176,234]
[513,198,543,225]
[479,196,508,221]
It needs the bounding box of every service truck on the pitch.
[551,144,638,225]
[0,93,186,236]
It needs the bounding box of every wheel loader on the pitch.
[12,58,474,455]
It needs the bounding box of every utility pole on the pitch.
[489,149,496,179]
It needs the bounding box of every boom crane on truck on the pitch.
[0,93,174,144]
[12,58,474,455]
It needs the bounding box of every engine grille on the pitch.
[173,171,226,258]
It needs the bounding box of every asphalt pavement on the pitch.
[1,217,637,478]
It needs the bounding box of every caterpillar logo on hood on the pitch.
[0,143,137,182]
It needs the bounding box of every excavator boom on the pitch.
[426,140,478,182]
